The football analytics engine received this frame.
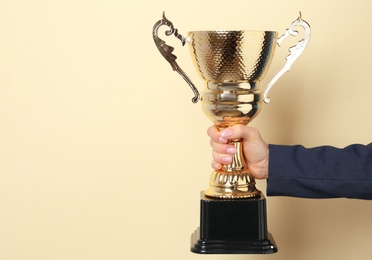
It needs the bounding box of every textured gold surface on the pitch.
[188,31,277,83]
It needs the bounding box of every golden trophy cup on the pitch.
[153,12,310,254]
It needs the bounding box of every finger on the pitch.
[210,138,237,154]
[207,125,223,142]
[210,139,236,154]
[208,125,231,144]
[207,125,219,139]
[211,161,222,170]
[212,150,233,164]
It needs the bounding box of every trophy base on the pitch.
[191,229,277,254]
[190,192,277,254]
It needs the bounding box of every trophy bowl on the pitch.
[190,30,277,127]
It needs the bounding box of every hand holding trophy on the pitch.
[153,12,310,254]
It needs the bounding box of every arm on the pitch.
[208,124,372,200]
[268,144,372,199]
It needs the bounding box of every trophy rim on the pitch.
[187,30,278,34]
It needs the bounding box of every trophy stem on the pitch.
[223,139,247,172]
[204,136,261,199]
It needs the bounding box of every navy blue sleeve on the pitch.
[267,143,372,199]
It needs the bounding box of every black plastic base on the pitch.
[190,192,277,254]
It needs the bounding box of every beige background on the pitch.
[1,0,372,259]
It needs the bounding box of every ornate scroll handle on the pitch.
[263,12,311,103]
[152,12,200,103]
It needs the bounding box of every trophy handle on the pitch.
[263,12,311,103]
[152,12,200,103]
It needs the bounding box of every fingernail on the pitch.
[226,147,237,154]
[221,129,232,138]
[221,156,233,163]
